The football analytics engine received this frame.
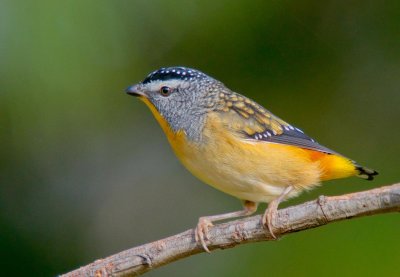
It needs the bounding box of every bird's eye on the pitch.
[160,86,173,97]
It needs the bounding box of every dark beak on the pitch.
[125,84,145,97]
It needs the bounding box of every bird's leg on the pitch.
[262,185,294,239]
[195,200,258,253]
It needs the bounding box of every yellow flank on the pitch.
[140,98,358,203]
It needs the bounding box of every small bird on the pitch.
[126,66,378,252]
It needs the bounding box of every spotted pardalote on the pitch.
[126,66,378,252]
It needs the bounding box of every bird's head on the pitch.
[126,66,224,140]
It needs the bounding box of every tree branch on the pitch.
[61,183,400,277]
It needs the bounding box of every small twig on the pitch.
[61,183,400,276]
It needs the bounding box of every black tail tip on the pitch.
[356,166,379,181]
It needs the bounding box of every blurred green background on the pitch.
[1,1,399,276]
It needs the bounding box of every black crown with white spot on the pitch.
[142,67,208,84]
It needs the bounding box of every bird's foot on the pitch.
[262,201,279,239]
[195,217,214,253]
[262,186,294,239]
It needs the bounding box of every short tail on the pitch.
[355,165,378,180]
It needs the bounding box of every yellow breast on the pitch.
[141,99,355,203]
[166,112,325,202]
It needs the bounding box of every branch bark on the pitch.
[61,183,400,277]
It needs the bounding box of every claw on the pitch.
[262,206,277,239]
[262,186,294,239]
[195,217,213,253]
[193,201,259,253]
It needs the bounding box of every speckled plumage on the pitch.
[126,66,378,251]
[126,64,377,202]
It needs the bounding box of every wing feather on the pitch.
[215,91,338,155]
[262,129,337,154]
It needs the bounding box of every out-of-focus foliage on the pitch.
[1,1,399,276]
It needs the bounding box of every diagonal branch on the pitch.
[61,183,400,277]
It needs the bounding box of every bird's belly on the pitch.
[183,155,300,203]
[171,132,321,203]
